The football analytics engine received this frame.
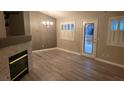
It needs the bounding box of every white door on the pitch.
[82,19,98,58]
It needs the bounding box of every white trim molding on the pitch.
[32,47,124,69]
[57,47,81,55]
[57,47,124,69]
[32,47,57,53]
[82,53,95,59]
[95,58,124,69]
[82,18,98,59]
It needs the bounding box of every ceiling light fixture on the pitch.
[42,20,54,28]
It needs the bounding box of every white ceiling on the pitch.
[40,11,94,18]
[40,11,124,18]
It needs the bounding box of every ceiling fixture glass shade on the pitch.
[41,21,54,28]
[46,21,50,25]
[42,21,46,25]
[50,22,53,25]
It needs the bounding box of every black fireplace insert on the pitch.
[9,50,28,81]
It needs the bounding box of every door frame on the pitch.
[81,18,98,59]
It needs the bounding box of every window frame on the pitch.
[107,16,124,47]
[60,22,75,41]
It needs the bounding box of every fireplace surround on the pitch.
[0,11,32,80]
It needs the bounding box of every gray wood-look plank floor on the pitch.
[21,49,124,81]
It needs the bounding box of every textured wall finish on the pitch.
[30,12,57,51]
[0,12,6,38]
[0,42,32,80]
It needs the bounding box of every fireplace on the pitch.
[9,50,28,81]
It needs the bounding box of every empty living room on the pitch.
[0,11,124,81]
[1,0,124,92]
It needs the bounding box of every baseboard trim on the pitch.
[32,47,57,53]
[82,53,95,59]
[57,47,81,55]
[32,47,124,69]
[95,58,124,69]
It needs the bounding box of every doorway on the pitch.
[82,19,98,58]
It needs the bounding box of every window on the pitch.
[71,24,74,32]
[64,24,67,30]
[84,23,94,54]
[107,16,124,47]
[60,22,75,40]
[68,24,70,30]
[111,20,118,31]
[120,18,124,31]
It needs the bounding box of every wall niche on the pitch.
[4,11,25,37]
